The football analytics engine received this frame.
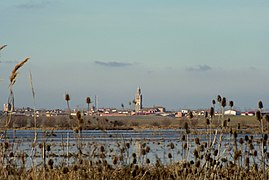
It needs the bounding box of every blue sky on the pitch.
[1,0,269,111]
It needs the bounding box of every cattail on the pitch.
[229,101,234,108]
[210,107,214,117]
[221,97,226,107]
[256,110,262,121]
[258,101,263,109]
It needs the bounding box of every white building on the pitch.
[224,109,241,116]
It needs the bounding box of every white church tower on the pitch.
[135,87,142,112]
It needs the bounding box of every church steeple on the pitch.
[135,87,142,112]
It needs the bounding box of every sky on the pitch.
[0,0,269,111]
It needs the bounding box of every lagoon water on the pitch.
[1,129,261,169]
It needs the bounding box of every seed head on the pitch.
[194,138,200,145]
[265,115,269,122]
[229,101,234,108]
[168,153,172,159]
[217,95,222,103]
[206,118,210,125]
[205,111,208,118]
[258,101,263,109]
[209,107,214,117]
[65,93,70,101]
[221,97,226,107]
[212,99,216,105]
[256,110,262,121]
[86,97,91,104]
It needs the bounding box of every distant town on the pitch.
[1,87,268,118]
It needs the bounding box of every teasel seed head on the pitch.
[209,107,214,117]
[221,97,226,107]
[168,153,172,159]
[237,123,240,130]
[239,138,244,144]
[65,93,70,102]
[205,111,208,118]
[194,138,200,145]
[258,101,263,109]
[229,101,234,108]
[193,149,199,159]
[76,111,81,120]
[146,146,151,153]
[189,111,193,119]
[212,99,216,105]
[206,118,210,125]
[256,110,262,121]
[86,97,91,104]
[182,135,186,141]
[213,149,218,156]
[217,95,222,103]
[245,135,249,142]
[170,143,175,150]
[223,120,227,128]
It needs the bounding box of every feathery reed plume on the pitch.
[10,57,30,86]
[6,57,30,127]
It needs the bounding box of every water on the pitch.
[0,129,264,169]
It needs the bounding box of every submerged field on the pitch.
[0,114,269,179]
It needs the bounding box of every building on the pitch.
[135,87,142,112]
[224,109,241,116]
